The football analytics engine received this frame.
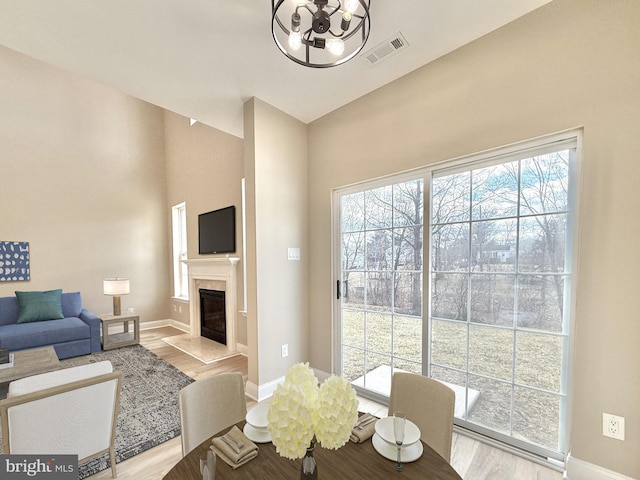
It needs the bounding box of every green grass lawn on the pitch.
[341,308,564,450]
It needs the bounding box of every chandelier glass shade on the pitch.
[271,0,371,68]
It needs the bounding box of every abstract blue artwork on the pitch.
[0,241,30,282]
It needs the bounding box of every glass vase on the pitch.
[300,443,317,480]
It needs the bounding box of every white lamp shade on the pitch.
[103,278,130,296]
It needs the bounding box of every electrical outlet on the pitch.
[179,306,182,314]
[127,307,135,314]
[603,413,625,440]
[281,344,288,358]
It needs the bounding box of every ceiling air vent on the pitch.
[363,32,409,65]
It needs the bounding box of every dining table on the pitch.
[162,419,463,480]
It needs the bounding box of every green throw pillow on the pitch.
[15,289,65,323]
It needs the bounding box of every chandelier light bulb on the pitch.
[345,0,359,14]
[341,11,352,31]
[326,38,345,56]
[289,30,302,50]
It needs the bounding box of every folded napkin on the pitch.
[211,425,259,469]
[350,413,378,443]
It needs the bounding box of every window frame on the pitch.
[172,202,189,300]
[332,129,582,463]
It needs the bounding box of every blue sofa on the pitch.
[0,291,101,359]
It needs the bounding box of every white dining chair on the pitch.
[179,372,247,456]
[0,361,122,478]
[388,372,455,462]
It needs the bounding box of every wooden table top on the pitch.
[0,346,60,384]
[163,421,462,480]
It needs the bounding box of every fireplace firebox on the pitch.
[199,289,226,345]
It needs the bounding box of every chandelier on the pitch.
[271,0,371,68]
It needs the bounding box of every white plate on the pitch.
[243,423,272,443]
[374,416,421,446]
[372,433,423,463]
[245,403,270,429]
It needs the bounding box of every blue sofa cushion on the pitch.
[0,296,19,326]
[61,291,82,318]
[15,289,65,324]
[0,317,90,351]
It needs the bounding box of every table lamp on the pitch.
[103,278,130,316]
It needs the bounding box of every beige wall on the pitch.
[308,0,639,476]
[244,98,309,391]
[0,45,171,321]
[163,111,246,344]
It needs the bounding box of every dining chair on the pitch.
[388,372,455,462]
[179,372,247,456]
[0,360,122,478]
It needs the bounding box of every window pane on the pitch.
[394,227,423,271]
[366,230,392,270]
[364,351,392,396]
[432,172,470,224]
[366,186,393,229]
[365,272,392,310]
[470,274,515,327]
[365,312,392,355]
[342,309,364,348]
[517,275,566,332]
[520,152,569,216]
[431,272,468,321]
[469,325,513,382]
[432,223,469,272]
[513,386,561,450]
[342,232,365,270]
[472,161,519,220]
[431,319,467,370]
[393,179,424,227]
[467,375,512,435]
[471,219,517,273]
[519,214,567,273]
[393,315,422,363]
[343,271,364,308]
[515,331,563,392]
[341,192,365,232]
[431,366,469,419]
[343,346,364,383]
[394,272,422,316]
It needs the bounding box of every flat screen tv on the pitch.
[198,206,236,255]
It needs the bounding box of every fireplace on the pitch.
[200,289,226,344]
[183,257,239,352]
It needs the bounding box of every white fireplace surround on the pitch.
[183,257,239,351]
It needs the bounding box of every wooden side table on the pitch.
[101,313,140,350]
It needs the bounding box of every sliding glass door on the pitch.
[334,133,578,459]
[337,177,424,398]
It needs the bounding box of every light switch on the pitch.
[288,248,301,261]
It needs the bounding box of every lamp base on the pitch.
[112,296,121,316]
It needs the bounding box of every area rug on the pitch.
[0,345,194,479]
[162,333,241,364]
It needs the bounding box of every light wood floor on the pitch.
[87,326,563,480]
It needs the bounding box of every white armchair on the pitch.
[0,360,122,478]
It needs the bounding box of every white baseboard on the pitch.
[246,375,285,402]
[246,368,332,404]
[565,454,637,480]
[140,318,190,332]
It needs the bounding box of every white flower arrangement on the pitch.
[267,363,359,460]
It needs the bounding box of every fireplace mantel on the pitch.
[183,257,239,351]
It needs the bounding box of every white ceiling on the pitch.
[0,1,552,138]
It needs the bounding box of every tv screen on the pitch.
[198,206,236,255]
